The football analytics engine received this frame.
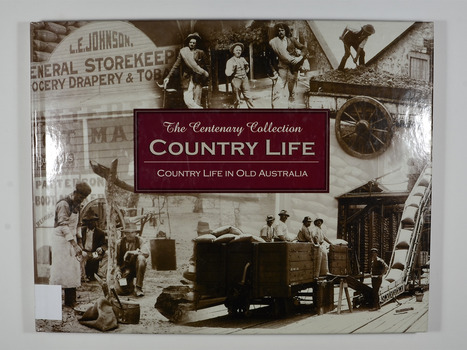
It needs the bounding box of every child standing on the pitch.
[225,42,254,108]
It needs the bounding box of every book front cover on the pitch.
[31,19,433,334]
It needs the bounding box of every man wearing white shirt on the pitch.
[312,218,332,276]
[274,210,296,242]
[260,215,276,242]
[164,32,209,109]
[268,23,307,108]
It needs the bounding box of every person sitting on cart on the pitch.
[225,42,255,109]
[312,218,332,275]
[78,210,107,282]
[116,222,149,297]
[164,32,209,109]
[260,215,276,242]
[297,216,314,242]
[274,210,296,242]
[337,24,375,70]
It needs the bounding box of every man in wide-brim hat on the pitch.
[164,32,209,109]
[338,23,375,70]
[313,218,324,226]
[116,222,149,297]
[78,210,107,282]
[297,216,313,242]
[184,32,202,45]
[275,209,295,241]
[260,214,276,242]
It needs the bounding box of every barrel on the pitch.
[150,239,176,270]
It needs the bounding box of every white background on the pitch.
[1,0,465,349]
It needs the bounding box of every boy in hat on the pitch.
[78,210,107,282]
[116,222,149,297]
[225,42,254,109]
[164,32,209,109]
[260,215,276,242]
[370,247,388,310]
[337,24,375,70]
[297,216,313,242]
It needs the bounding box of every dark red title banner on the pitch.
[134,109,329,193]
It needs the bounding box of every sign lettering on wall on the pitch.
[30,21,177,99]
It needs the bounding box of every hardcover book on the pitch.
[31,19,433,334]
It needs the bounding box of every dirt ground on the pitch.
[35,196,233,334]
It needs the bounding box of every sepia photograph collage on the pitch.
[31,18,433,335]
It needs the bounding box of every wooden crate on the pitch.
[329,245,350,275]
[253,242,318,298]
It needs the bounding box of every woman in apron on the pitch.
[49,182,92,307]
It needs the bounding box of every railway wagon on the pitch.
[195,241,337,316]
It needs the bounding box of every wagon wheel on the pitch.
[335,96,393,159]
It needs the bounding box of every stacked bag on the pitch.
[385,164,432,284]
[194,225,265,244]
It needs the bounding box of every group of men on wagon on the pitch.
[259,210,388,309]
[260,210,333,276]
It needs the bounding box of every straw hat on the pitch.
[229,42,244,53]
